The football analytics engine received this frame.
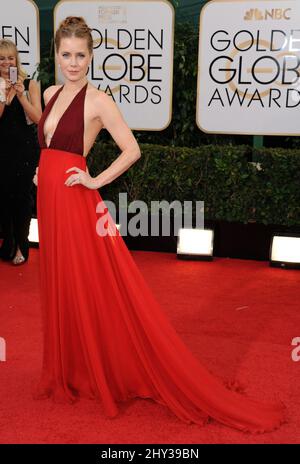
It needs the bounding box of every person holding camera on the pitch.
[0,39,42,265]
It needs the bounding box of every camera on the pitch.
[9,66,18,84]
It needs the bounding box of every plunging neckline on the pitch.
[43,82,88,149]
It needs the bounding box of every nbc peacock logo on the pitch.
[244,8,291,21]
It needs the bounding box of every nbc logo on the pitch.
[244,8,264,20]
[244,8,291,21]
[0,337,6,362]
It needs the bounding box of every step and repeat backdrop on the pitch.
[54,0,174,130]
[197,0,300,136]
[0,0,39,82]
[1,0,300,134]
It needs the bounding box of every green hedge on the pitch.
[87,142,300,227]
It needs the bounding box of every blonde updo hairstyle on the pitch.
[0,39,27,80]
[55,16,93,55]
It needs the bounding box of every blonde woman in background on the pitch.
[0,39,42,264]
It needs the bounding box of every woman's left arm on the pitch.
[15,79,42,124]
[93,91,141,189]
[65,91,141,190]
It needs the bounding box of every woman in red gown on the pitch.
[33,16,286,433]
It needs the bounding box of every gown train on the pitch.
[33,147,286,434]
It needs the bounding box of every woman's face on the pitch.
[57,36,92,82]
[0,50,17,77]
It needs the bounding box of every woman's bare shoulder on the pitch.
[43,84,63,105]
[87,85,117,111]
[87,85,106,98]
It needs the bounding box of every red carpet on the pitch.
[0,249,299,443]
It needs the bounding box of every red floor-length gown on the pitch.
[34,82,286,433]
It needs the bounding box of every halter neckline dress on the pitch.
[34,83,286,433]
